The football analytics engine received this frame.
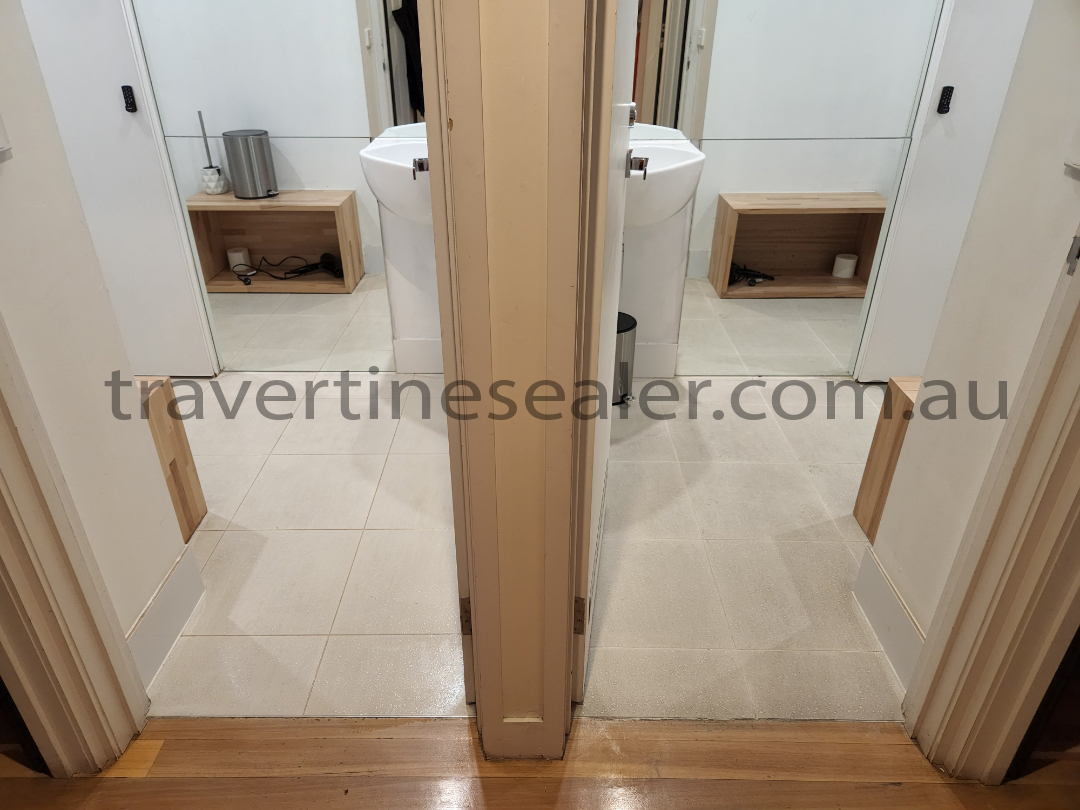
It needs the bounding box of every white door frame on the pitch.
[0,315,146,777]
[905,228,1080,783]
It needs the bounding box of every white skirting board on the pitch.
[126,548,204,689]
[633,343,679,379]
[393,338,444,374]
[853,546,925,689]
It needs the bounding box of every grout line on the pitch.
[299,635,331,717]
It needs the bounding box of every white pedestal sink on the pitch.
[620,124,705,377]
[359,123,442,373]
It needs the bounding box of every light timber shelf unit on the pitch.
[707,192,887,299]
[186,190,364,294]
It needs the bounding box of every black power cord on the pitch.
[231,254,344,285]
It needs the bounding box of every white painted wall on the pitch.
[132,0,384,272]
[858,0,1080,666]
[1,0,200,651]
[20,0,217,377]
[856,0,1036,381]
[688,1,941,278]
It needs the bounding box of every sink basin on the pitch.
[360,131,430,223]
[624,138,705,227]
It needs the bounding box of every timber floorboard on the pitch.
[5,718,1078,809]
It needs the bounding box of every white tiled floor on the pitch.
[147,371,467,717]
[677,278,863,376]
[578,375,905,721]
[154,364,898,721]
[209,274,396,372]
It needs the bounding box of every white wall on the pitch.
[856,0,1036,381]
[1,0,200,659]
[688,0,941,275]
[20,0,217,377]
[132,0,384,272]
[857,0,1080,674]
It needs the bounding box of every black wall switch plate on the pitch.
[937,85,954,114]
[121,85,137,113]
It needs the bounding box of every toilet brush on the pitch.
[197,111,228,195]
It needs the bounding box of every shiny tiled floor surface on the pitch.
[676,278,862,376]
[209,273,397,372]
[150,370,899,721]
[147,370,466,716]
[578,376,905,721]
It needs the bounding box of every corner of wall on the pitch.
[854,546,925,689]
[126,546,204,689]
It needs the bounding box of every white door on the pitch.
[20,0,215,377]
[573,0,638,702]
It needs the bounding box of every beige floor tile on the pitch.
[759,377,885,415]
[592,538,732,649]
[274,396,400,455]
[209,313,270,354]
[706,540,878,652]
[681,295,718,320]
[356,287,391,318]
[193,455,268,530]
[227,346,333,372]
[806,462,865,517]
[389,388,450,454]
[308,371,412,399]
[710,297,802,321]
[273,289,367,317]
[246,313,354,351]
[305,635,466,716]
[807,318,860,356]
[793,298,864,320]
[230,454,384,530]
[579,647,754,719]
[609,403,678,461]
[188,530,224,571]
[365,454,454,529]
[148,635,326,717]
[602,461,701,540]
[321,347,396,373]
[333,315,393,352]
[184,398,296,456]
[209,292,288,317]
[667,397,797,463]
[724,320,834,356]
[739,354,850,376]
[738,650,904,720]
[772,406,879,464]
[682,462,839,541]
[186,530,361,636]
[332,529,459,634]
[357,273,386,292]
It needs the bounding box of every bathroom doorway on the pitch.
[118,0,465,719]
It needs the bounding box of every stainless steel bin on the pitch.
[613,312,637,406]
[223,129,278,199]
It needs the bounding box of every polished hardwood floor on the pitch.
[5,717,1078,808]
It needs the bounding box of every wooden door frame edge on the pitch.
[0,315,146,777]
[906,259,1080,783]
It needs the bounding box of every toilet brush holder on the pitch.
[200,166,228,195]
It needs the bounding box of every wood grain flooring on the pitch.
[5,717,1079,808]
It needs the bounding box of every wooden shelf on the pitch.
[707,192,887,299]
[186,190,363,294]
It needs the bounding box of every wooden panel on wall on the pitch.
[854,376,921,543]
[136,377,207,541]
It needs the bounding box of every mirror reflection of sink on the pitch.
[620,125,705,377]
[359,124,442,373]
[624,139,705,228]
[359,124,430,223]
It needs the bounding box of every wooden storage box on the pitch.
[186,190,364,294]
[708,192,887,299]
